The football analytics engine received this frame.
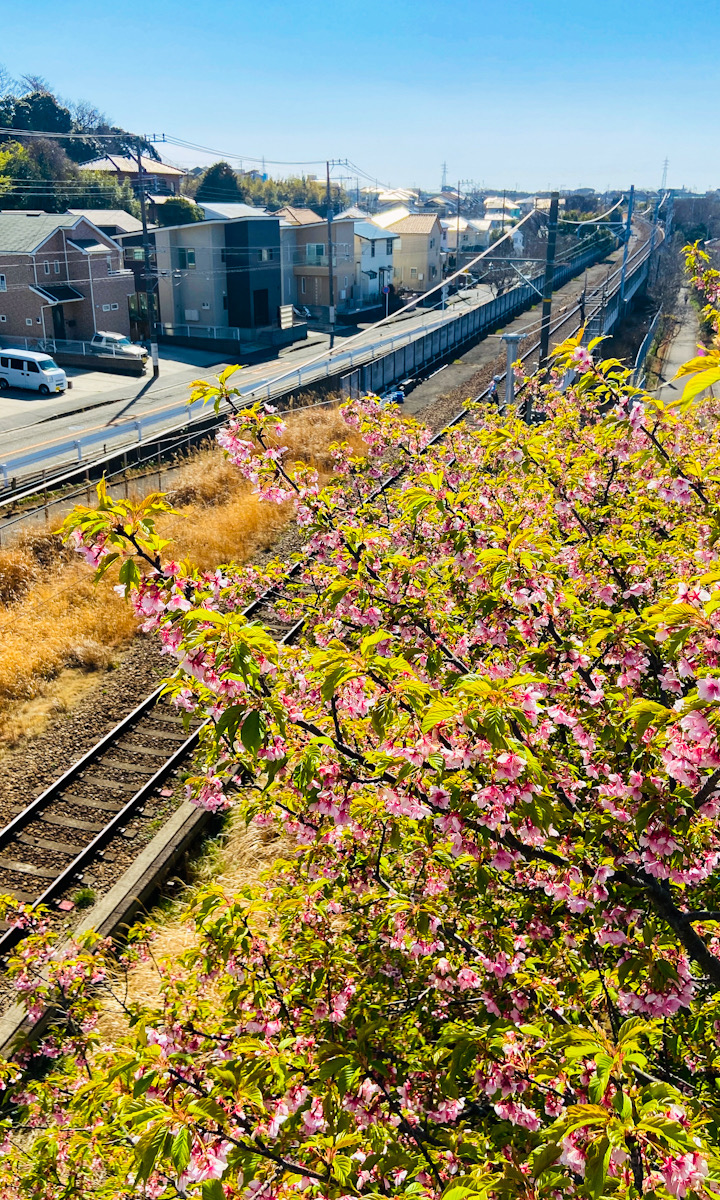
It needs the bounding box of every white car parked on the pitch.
[90,332,148,365]
[0,349,67,395]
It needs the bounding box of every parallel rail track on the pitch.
[0,226,657,961]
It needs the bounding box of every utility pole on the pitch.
[326,161,336,349]
[501,332,522,409]
[501,188,506,234]
[538,191,559,373]
[456,179,461,273]
[135,140,159,377]
[618,184,635,305]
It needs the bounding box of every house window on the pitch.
[386,239,393,255]
[178,248,196,270]
[0,315,5,322]
[300,277,306,294]
[370,242,375,258]
[410,268,417,278]
[343,276,348,287]
[133,248,144,261]
[43,261,50,275]
[102,304,111,312]
[223,296,228,310]
[430,238,435,249]
[26,318,33,325]
[54,261,60,274]
[221,249,226,263]
[258,248,273,262]
[111,302,119,311]
[430,265,437,278]
[0,275,5,292]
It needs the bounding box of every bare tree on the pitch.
[0,63,17,98]
[19,74,52,95]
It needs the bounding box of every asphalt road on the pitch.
[0,281,497,483]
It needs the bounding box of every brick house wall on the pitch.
[0,218,134,341]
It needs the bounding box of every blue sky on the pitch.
[3,0,719,192]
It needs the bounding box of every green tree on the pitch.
[155,195,204,226]
[9,90,72,134]
[195,160,243,204]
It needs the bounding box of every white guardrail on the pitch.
[0,236,646,489]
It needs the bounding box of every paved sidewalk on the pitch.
[655,291,714,399]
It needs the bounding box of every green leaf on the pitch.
[240,710,264,754]
[585,1136,611,1199]
[202,1181,226,1200]
[170,1126,191,1173]
[531,1142,561,1178]
[626,699,672,738]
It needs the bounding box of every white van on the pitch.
[0,349,67,395]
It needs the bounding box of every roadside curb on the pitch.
[0,801,210,1057]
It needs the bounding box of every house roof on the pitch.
[377,188,418,204]
[0,211,83,254]
[354,221,399,242]
[275,206,322,225]
[80,155,184,177]
[30,283,84,304]
[68,209,143,233]
[383,215,440,235]
[440,216,470,231]
[68,238,111,254]
[371,206,411,229]
[200,202,272,220]
[335,205,369,220]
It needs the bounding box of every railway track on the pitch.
[0,690,202,957]
[0,226,657,965]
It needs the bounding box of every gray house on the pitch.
[152,209,304,349]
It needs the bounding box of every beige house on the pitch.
[378,214,442,292]
[292,217,355,317]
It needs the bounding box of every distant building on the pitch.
[376,213,442,292]
[275,206,323,226]
[440,215,474,253]
[371,205,412,229]
[0,210,135,341]
[79,154,185,196]
[68,208,144,237]
[352,222,398,308]
[483,196,521,220]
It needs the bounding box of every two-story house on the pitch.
[80,154,185,197]
[0,210,136,342]
[353,222,398,307]
[377,214,442,293]
[291,217,355,321]
[152,211,304,347]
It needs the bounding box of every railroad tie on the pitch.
[38,813,104,834]
[16,832,85,856]
[78,776,142,794]
[61,793,125,813]
[97,759,160,777]
[0,857,59,880]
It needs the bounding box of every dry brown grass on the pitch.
[97,816,286,1042]
[0,403,360,745]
